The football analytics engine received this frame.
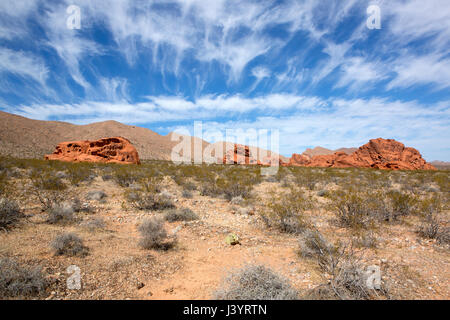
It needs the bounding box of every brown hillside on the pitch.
[0,111,285,162]
[0,111,179,160]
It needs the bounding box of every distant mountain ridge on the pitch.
[0,111,284,162]
[302,146,357,158]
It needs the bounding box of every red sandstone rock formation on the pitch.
[222,144,286,166]
[45,137,140,164]
[288,138,435,170]
[223,144,261,165]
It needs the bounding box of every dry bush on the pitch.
[0,170,8,195]
[298,228,345,275]
[112,165,143,187]
[292,168,323,190]
[138,217,174,250]
[384,190,418,220]
[214,265,298,300]
[50,233,88,257]
[30,171,68,211]
[164,208,198,222]
[79,218,106,232]
[330,189,376,229]
[86,190,107,201]
[299,230,389,300]
[261,188,312,234]
[197,166,259,200]
[66,163,95,186]
[0,198,23,231]
[181,189,193,199]
[0,258,47,298]
[417,216,449,245]
[46,202,75,224]
[352,231,378,249]
[126,177,174,210]
[127,191,175,211]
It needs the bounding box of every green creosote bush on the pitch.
[261,187,312,234]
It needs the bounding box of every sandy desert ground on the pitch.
[0,158,448,300]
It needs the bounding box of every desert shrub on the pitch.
[292,168,324,190]
[352,231,378,249]
[214,265,298,300]
[86,190,107,201]
[66,164,95,186]
[222,182,252,201]
[261,188,312,234]
[50,233,88,257]
[31,171,67,191]
[0,198,23,231]
[30,171,68,211]
[46,202,75,224]
[101,174,113,181]
[230,196,244,205]
[72,198,93,213]
[0,170,8,195]
[127,191,174,211]
[80,218,106,232]
[181,189,193,199]
[433,173,449,193]
[0,258,47,298]
[417,216,449,245]
[322,259,374,300]
[330,189,380,229]
[138,217,174,250]
[418,194,442,217]
[298,228,345,275]
[299,233,389,300]
[385,190,418,219]
[197,167,258,200]
[111,165,150,187]
[112,168,137,187]
[165,208,198,222]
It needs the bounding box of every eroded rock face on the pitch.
[223,144,261,165]
[288,138,435,170]
[45,137,140,164]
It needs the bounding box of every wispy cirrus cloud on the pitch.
[0,0,449,160]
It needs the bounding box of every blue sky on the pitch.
[0,0,449,160]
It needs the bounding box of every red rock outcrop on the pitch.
[288,138,435,170]
[223,144,262,165]
[45,137,140,164]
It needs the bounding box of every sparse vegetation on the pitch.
[214,265,298,300]
[80,218,106,232]
[0,156,447,299]
[298,229,389,300]
[50,232,88,257]
[164,208,199,222]
[138,217,174,250]
[0,198,23,230]
[0,258,47,298]
[261,187,312,234]
[46,202,75,224]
